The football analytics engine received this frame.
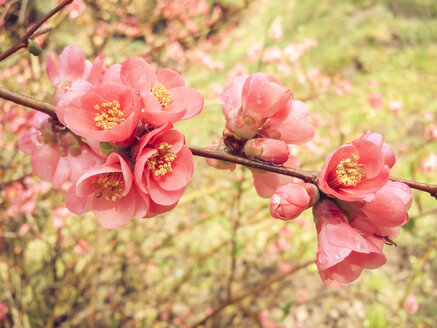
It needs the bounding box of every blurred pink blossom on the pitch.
[389,100,403,115]
[420,153,437,173]
[369,92,384,109]
[404,294,418,315]
[279,263,292,273]
[246,43,263,63]
[74,240,89,255]
[0,303,7,321]
[269,21,284,41]
[425,124,437,140]
[263,46,282,63]
[18,223,30,237]
[335,78,352,96]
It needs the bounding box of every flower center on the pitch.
[93,172,124,201]
[335,154,366,187]
[146,142,176,176]
[150,84,173,109]
[94,100,126,130]
[61,81,72,93]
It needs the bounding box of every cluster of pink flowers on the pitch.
[207,72,316,213]
[209,72,413,285]
[313,132,412,285]
[19,45,203,229]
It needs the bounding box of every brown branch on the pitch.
[189,146,319,184]
[190,259,314,328]
[0,86,436,198]
[0,87,58,120]
[0,0,73,62]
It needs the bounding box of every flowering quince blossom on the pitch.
[318,132,394,202]
[338,180,412,228]
[134,124,194,216]
[15,45,203,229]
[58,81,142,144]
[66,152,149,229]
[46,45,105,103]
[313,199,386,285]
[270,182,319,221]
[404,294,419,315]
[220,73,292,139]
[120,58,204,126]
[209,72,315,199]
[19,112,104,188]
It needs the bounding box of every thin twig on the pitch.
[190,259,314,328]
[0,0,73,62]
[0,87,436,197]
[0,87,58,120]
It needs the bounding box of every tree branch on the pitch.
[0,86,436,198]
[0,0,73,62]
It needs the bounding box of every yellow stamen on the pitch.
[150,83,173,109]
[335,154,366,187]
[94,100,125,130]
[93,172,124,201]
[146,142,176,176]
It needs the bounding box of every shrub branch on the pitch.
[0,86,436,199]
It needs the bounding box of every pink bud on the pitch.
[0,303,7,320]
[244,138,289,164]
[404,294,418,315]
[369,92,384,109]
[270,183,319,220]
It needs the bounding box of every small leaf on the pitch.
[100,142,115,154]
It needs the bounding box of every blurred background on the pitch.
[0,0,436,327]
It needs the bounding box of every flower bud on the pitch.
[404,294,418,315]
[270,183,319,220]
[244,138,289,164]
[28,39,42,56]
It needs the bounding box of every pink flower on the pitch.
[420,153,437,172]
[318,132,393,202]
[279,263,292,273]
[19,113,104,188]
[74,240,89,255]
[425,124,437,140]
[59,81,141,143]
[246,43,263,63]
[270,183,319,220]
[46,45,105,103]
[314,199,386,285]
[339,180,412,228]
[269,21,284,41]
[404,294,419,315]
[120,58,203,126]
[67,0,86,19]
[134,124,194,215]
[388,100,402,115]
[220,73,292,139]
[66,153,149,229]
[259,100,315,144]
[0,303,7,321]
[369,92,384,109]
[262,46,282,63]
[244,138,289,164]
